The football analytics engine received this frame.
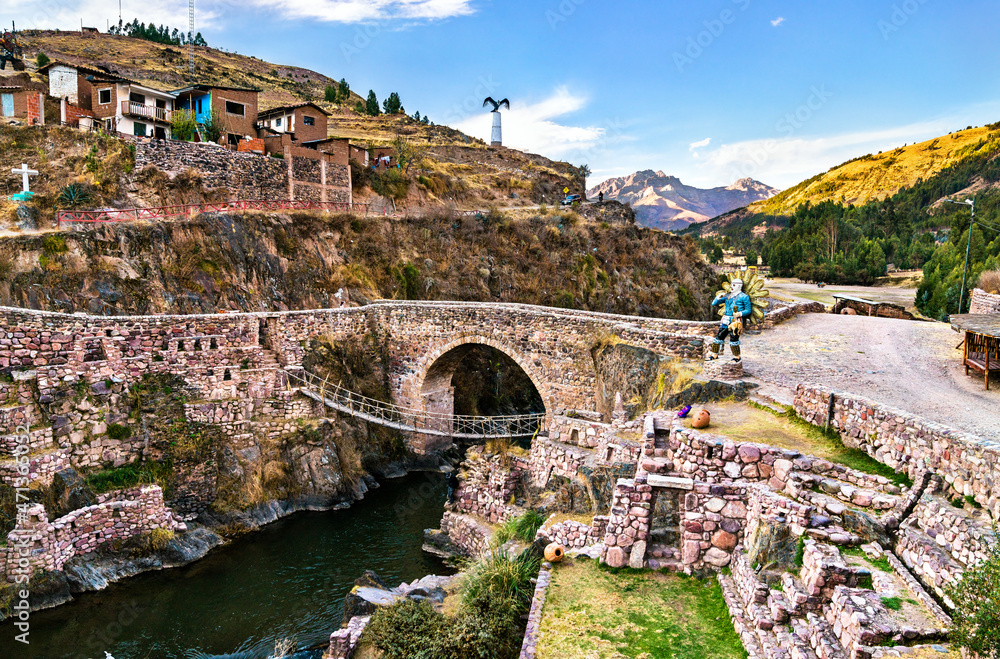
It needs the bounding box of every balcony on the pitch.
[121,101,172,123]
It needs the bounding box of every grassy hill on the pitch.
[757,123,1000,215]
[6,30,583,208]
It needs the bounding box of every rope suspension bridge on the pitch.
[285,369,546,440]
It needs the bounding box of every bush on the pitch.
[947,530,1000,658]
[979,270,1000,294]
[107,423,133,440]
[171,109,199,142]
[371,168,410,200]
[36,52,50,67]
[42,235,68,254]
[84,460,173,494]
[56,183,93,210]
[364,549,538,659]
[493,510,545,545]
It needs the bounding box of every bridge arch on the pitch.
[413,335,554,427]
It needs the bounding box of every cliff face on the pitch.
[0,210,720,320]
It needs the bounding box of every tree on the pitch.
[392,133,428,175]
[324,85,337,103]
[578,164,592,191]
[365,90,380,116]
[171,109,199,142]
[35,52,49,68]
[202,107,226,144]
[413,111,421,122]
[709,245,724,264]
[337,78,350,102]
[948,533,1000,659]
[354,100,366,115]
[745,249,759,267]
[382,92,402,115]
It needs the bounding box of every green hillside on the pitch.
[687,123,1000,320]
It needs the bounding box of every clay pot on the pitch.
[544,543,565,563]
[692,409,711,429]
[841,308,858,315]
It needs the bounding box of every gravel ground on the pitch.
[740,314,1000,438]
[766,280,920,312]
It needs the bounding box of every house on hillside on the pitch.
[300,136,351,167]
[40,61,175,138]
[174,84,259,147]
[0,74,46,124]
[256,102,329,146]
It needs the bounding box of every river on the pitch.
[2,472,452,659]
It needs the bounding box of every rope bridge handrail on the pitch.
[286,369,545,440]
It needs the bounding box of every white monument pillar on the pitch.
[491,112,502,147]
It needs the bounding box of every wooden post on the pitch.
[825,393,836,432]
[964,331,970,376]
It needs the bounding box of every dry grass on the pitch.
[757,125,1000,214]
[978,270,1000,294]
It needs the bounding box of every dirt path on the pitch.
[766,279,921,312]
[742,314,1000,438]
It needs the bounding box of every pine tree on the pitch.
[413,111,421,122]
[325,85,337,103]
[365,90,380,116]
[337,78,350,102]
[382,92,402,115]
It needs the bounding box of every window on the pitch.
[129,92,145,104]
[274,117,282,127]
[133,122,147,137]
[303,115,315,126]
[98,88,111,104]
[225,101,245,117]
[196,98,203,114]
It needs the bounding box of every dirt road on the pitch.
[742,314,1000,438]
[766,280,920,312]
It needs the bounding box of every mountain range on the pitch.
[587,171,778,231]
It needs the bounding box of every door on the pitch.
[0,93,12,117]
[154,126,166,140]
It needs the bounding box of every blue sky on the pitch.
[12,0,1000,189]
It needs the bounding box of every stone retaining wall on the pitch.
[1,485,184,580]
[794,384,1000,517]
[894,524,964,604]
[439,511,492,558]
[540,516,607,549]
[518,564,552,659]
[910,496,996,568]
[969,287,1000,314]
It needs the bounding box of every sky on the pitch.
[9,0,1000,190]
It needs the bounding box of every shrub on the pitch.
[493,510,545,545]
[171,109,199,142]
[35,52,50,67]
[107,423,132,440]
[947,529,1000,658]
[371,168,410,200]
[979,270,1000,294]
[56,182,93,209]
[84,461,173,493]
[42,235,68,254]
[461,549,540,615]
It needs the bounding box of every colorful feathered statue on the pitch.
[708,271,769,362]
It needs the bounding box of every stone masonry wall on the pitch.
[794,384,1000,517]
[969,287,1000,314]
[1,485,185,580]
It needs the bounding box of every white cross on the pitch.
[11,163,37,193]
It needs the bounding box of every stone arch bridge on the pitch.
[0,301,720,453]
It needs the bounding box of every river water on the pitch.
[3,472,452,659]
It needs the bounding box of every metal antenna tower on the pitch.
[188,0,195,81]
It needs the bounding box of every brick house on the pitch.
[301,136,350,168]
[174,84,259,147]
[41,61,175,138]
[0,75,46,124]
[256,102,330,146]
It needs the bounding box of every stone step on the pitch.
[718,573,768,659]
[749,394,788,415]
[803,612,849,659]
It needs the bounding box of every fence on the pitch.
[55,199,384,227]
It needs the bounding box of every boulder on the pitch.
[629,540,646,569]
[703,547,732,567]
[605,546,627,568]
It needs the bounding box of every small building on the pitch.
[173,84,259,147]
[41,61,175,138]
[256,102,330,144]
[0,75,46,124]
[300,136,350,167]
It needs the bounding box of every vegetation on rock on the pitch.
[948,531,1000,659]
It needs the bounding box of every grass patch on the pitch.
[703,401,911,487]
[84,460,173,494]
[536,557,747,659]
[881,596,903,611]
[493,510,546,546]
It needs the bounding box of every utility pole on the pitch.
[188,0,195,82]
[944,197,976,314]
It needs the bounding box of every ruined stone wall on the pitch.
[541,516,607,549]
[1,485,184,580]
[969,287,1000,314]
[794,384,1000,517]
[439,511,492,558]
[909,496,996,568]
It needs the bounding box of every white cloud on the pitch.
[771,17,785,26]
[450,87,607,158]
[5,0,472,31]
[243,0,475,23]
[693,118,964,188]
[689,137,711,150]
